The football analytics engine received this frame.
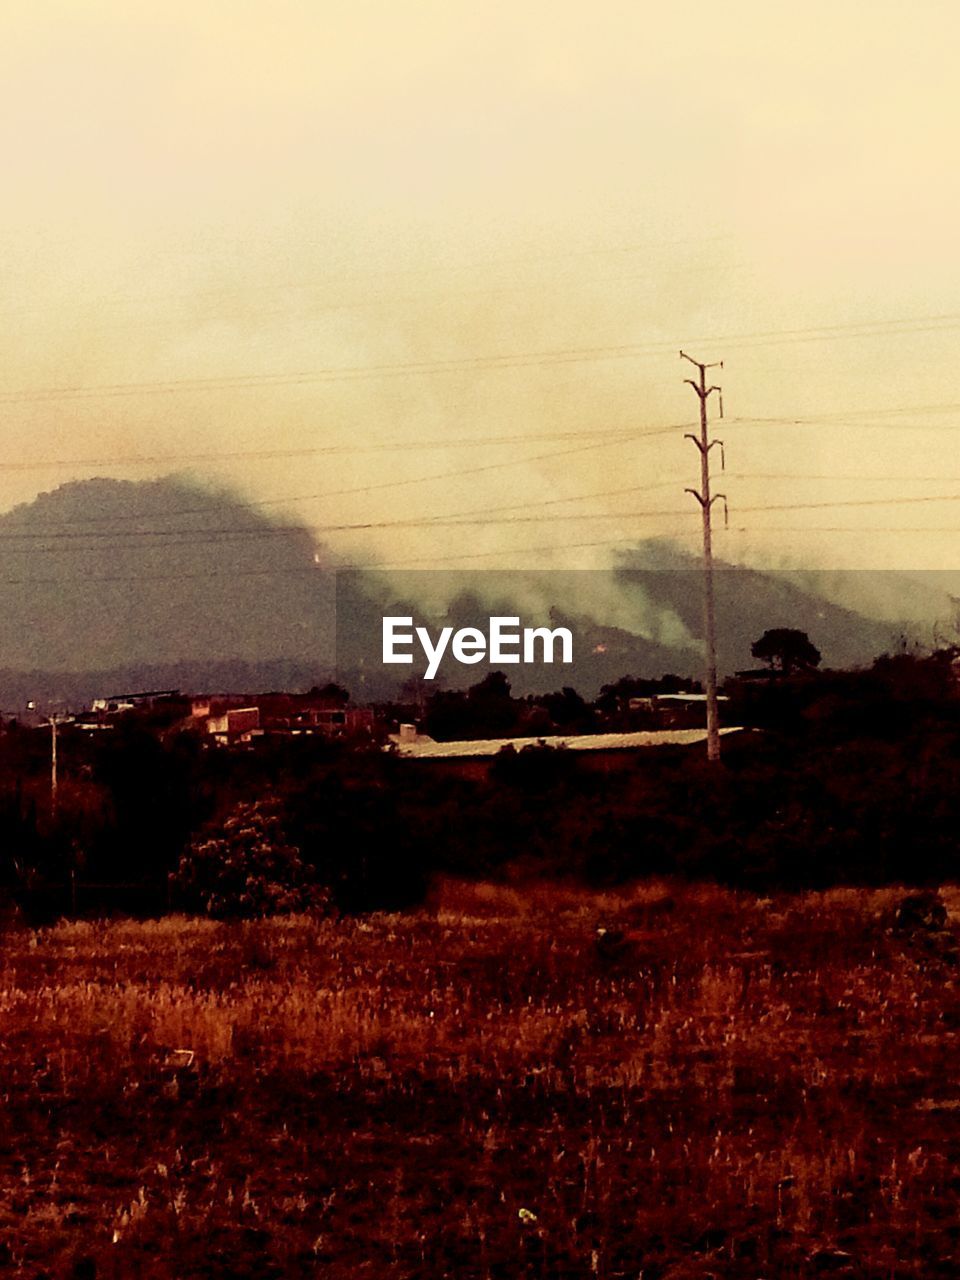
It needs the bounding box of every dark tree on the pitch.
[751,628,822,676]
[595,673,700,713]
[309,682,350,705]
[423,671,520,741]
[530,686,593,732]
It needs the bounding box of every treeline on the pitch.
[2,650,960,919]
[400,670,701,740]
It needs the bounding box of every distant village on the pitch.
[9,627,958,784]
[0,675,756,781]
[13,685,376,744]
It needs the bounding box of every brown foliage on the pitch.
[0,882,958,1276]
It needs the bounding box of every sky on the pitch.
[2,0,960,576]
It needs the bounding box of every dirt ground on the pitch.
[1,879,959,1278]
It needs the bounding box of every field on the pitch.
[1,882,959,1279]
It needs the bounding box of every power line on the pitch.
[0,343,667,405]
[722,525,960,534]
[0,341,699,404]
[739,493,960,514]
[342,490,960,530]
[0,532,695,583]
[10,426,688,527]
[412,476,686,524]
[5,518,960,580]
[4,311,960,406]
[731,410,960,433]
[0,506,695,544]
[8,488,960,548]
[0,479,689,544]
[712,315,960,350]
[734,400,960,422]
[0,425,642,472]
[728,472,960,483]
[3,400,958,478]
[4,407,956,477]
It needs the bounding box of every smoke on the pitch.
[360,564,700,651]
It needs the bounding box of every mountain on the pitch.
[335,548,906,696]
[0,480,917,704]
[612,541,903,673]
[0,477,336,673]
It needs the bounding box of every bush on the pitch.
[174,798,329,919]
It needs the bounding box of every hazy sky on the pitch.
[3,0,960,573]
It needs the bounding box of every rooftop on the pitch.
[388,727,746,760]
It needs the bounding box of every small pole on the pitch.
[50,715,59,818]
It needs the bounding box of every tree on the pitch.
[751,628,822,676]
[174,798,329,919]
[423,671,520,741]
[595,674,700,711]
[530,686,592,732]
[309,682,350,705]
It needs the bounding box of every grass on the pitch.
[0,880,959,1277]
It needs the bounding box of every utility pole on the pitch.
[681,351,726,763]
[50,714,59,819]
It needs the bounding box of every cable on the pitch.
[733,400,960,423]
[731,418,960,433]
[739,493,960,515]
[0,489,688,544]
[0,341,695,405]
[0,531,696,583]
[412,476,686,525]
[8,425,688,527]
[0,424,643,473]
[0,505,693,544]
[8,488,960,548]
[728,472,960,483]
[5,311,960,405]
[721,525,960,534]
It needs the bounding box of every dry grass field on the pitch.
[1,880,959,1278]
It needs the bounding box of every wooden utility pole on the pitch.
[681,351,726,763]
[50,714,59,818]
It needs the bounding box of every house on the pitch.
[387,725,748,781]
[627,692,730,729]
[190,692,374,744]
[254,692,374,738]
[206,706,261,744]
[91,689,180,714]
[190,694,251,721]
[289,706,374,737]
[72,713,115,733]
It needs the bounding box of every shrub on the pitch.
[174,798,329,919]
